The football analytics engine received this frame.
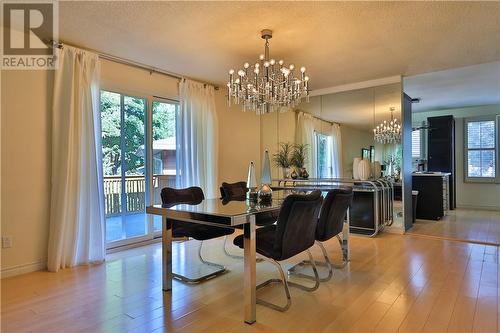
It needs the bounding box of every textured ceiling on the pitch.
[58,1,500,90]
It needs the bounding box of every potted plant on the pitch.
[291,143,309,179]
[272,142,292,179]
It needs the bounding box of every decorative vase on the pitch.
[358,159,371,181]
[282,167,290,179]
[258,184,273,203]
[290,169,298,179]
[261,150,272,185]
[353,157,362,180]
[373,161,381,179]
[246,161,258,202]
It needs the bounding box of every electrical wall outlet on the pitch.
[2,236,12,248]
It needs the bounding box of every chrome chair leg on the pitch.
[288,240,336,282]
[223,235,244,259]
[330,235,348,269]
[256,250,320,312]
[287,250,321,291]
[256,257,292,312]
[223,234,264,262]
[172,240,227,284]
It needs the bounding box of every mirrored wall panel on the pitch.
[259,82,406,233]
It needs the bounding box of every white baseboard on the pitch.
[456,205,500,211]
[1,261,46,279]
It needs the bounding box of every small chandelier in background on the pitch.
[373,107,402,144]
[227,29,310,114]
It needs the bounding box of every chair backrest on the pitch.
[161,186,205,207]
[316,188,353,242]
[220,181,247,199]
[274,190,322,261]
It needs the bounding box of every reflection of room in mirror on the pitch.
[404,61,500,244]
[261,80,409,235]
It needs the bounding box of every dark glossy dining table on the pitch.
[146,190,350,324]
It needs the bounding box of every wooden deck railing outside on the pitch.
[103,175,176,216]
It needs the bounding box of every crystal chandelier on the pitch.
[227,29,310,114]
[373,107,402,144]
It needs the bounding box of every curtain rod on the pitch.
[48,40,219,90]
[294,109,339,126]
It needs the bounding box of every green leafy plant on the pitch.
[291,143,309,168]
[273,142,293,168]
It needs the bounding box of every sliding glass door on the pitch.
[100,91,178,247]
[101,91,149,246]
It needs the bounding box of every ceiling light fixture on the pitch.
[227,29,310,114]
[373,107,402,144]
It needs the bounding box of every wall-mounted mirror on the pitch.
[259,82,406,234]
[403,60,500,243]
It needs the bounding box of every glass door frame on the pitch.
[149,96,180,239]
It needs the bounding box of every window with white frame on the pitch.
[411,130,422,159]
[465,117,497,180]
[315,132,332,178]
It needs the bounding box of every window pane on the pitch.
[481,150,495,177]
[316,133,330,178]
[480,121,495,148]
[101,91,122,177]
[101,91,123,242]
[123,96,147,239]
[467,120,496,179]
[467,122,481,149]
[124,96,146,176]
[468,120,495,149]
[468,150,481,177]
[152,101,178,232]
[411,130,421,158]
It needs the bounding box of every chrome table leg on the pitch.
[343,207,350,263]
[162,215,172,291]
[243,215,256,324]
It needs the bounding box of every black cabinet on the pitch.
[427,116,456,209]
[412,175,449,220]
[350,191,377,235]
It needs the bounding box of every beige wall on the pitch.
[215,90,261,184]
[413,105,500,210]
[1,70,53,276]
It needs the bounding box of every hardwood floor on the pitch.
[408,209,500,245]
[2,232,500,333]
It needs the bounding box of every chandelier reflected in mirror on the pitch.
[227,29,310,114]
[373,107,402,144]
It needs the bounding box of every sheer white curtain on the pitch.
[177,79,219,199]
[328,123,343,178]
[48,46,105,272]
[296,111,317,177]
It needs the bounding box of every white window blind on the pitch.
[411,130,421,158]
[466,120,495,178]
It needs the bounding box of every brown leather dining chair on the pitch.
[219,181,279,259]
[161,186,235,283]
[233,190,323,312]
[288,188,353,282]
